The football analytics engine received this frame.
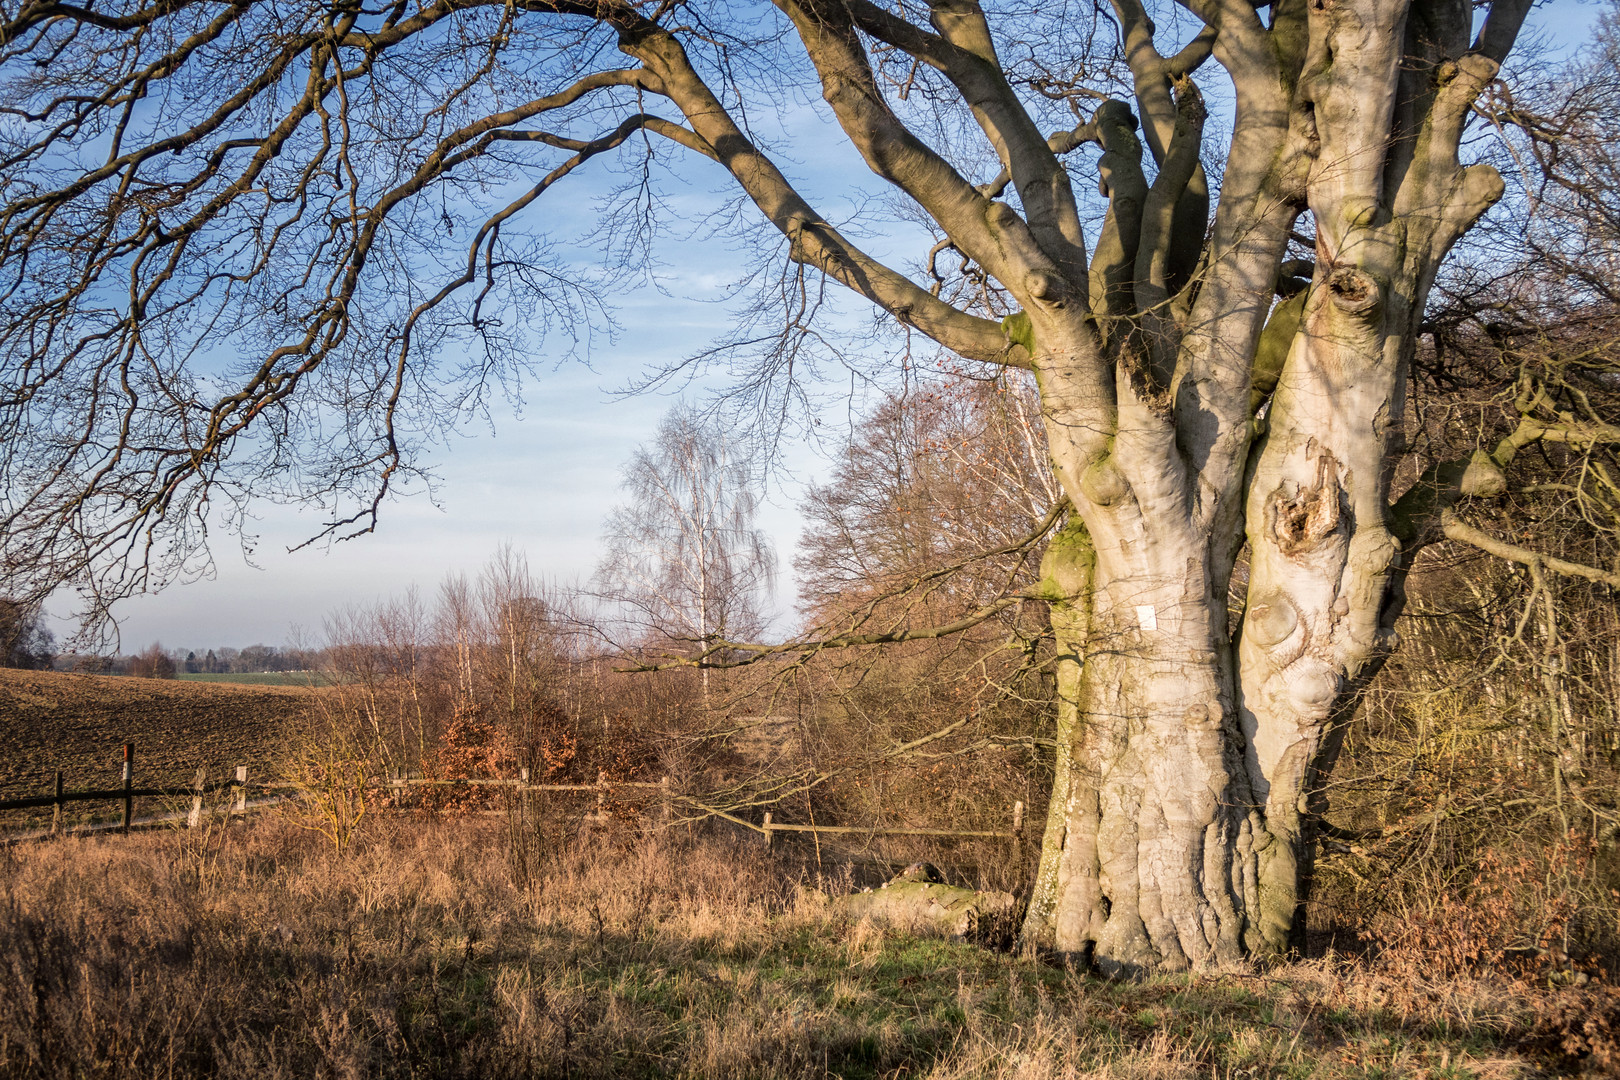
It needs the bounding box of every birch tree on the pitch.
[1,0,1610,971]
[595,405,777,671]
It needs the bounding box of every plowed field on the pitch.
[0,668,314,810]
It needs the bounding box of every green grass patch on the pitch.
[177,671,332,686]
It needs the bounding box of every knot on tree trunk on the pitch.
[1278,656,1342,716]
[1325,266,1381,319]
[1024,269,1072,307]
[1265,450,1345,556]
[1246,592,1306,666]
[1080,454,1130,506]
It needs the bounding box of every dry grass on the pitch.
[0,818,1614,1079]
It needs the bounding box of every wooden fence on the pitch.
[2,744,1028,851]
[385,770,1026,848]
[0,743,292,838]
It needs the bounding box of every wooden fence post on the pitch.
[188,768,206,828]
[762,811,772,848]
[121,742,133,834]
[660,775,670,828]
[234,765,248,815]
[51,771,62,835]
[1010,799,1027,892]
[517,767,530,830]
[596,769,606,820]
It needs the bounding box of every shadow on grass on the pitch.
[0,818,1614,1078]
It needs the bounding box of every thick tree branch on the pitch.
[766,0,1079,318]
[1135,78,1205,321]
[1392,388,1620,558]
[1474,0,1533,66]
[1109,0,1210,299]
[1086,100,1147,328]
[846,0,1089,287]
[623,10,1023,365]
[1166,25,1216,79]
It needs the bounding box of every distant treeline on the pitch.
[52,643,324,678]
[0,599,323,677]
[179,645,324,674]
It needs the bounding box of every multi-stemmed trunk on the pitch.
[1021,254,1453,971]
[610,0,1527,971]
[1020,488,1375,970]
[1013,0,1521,968]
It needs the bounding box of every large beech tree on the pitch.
[4,0,1613,971]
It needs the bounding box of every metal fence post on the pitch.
[52,771,63,835]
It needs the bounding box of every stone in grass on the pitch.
[836,862,1017,938]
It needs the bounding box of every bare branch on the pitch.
[622,11,1023,365]
[845,0,1090,287]
[629,495,1071,671]
[1440,510,1620,590]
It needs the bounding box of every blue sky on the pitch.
[62,0,1606,655]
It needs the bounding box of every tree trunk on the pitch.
[1021,470,1385,967]
[1016,0,1523,970]
[1022,259,1467,971]
[1236,260,1409,957]
[1023,515,1254,974]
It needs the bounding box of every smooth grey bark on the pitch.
[1014,0,1530,969]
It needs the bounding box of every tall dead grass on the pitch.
[2,817,1616,1079]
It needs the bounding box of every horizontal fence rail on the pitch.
[4,744,1029,852]
[702,802,1026,848]
[0,783,286,810]
[0,744,296,841]
[383,779,666,791]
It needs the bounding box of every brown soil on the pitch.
[0,667,314,806]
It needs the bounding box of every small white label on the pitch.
[1135,605,1158,632]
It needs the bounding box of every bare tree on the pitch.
[595,405,777,685]
[2,0,1610,970]
[127,642,177,679]
[798,375,1058,617]
[0,598,54,669]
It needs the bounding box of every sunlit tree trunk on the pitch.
[1023,518,1253,972]
[1016,1,1525,968]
